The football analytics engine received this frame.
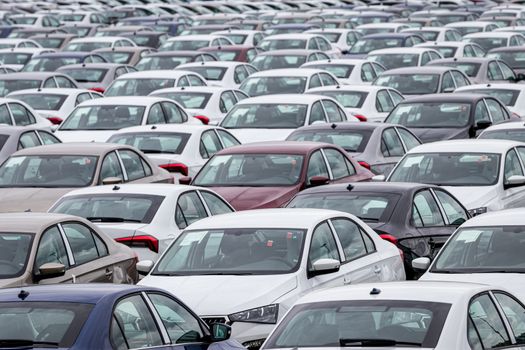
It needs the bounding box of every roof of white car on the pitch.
[186,208,354,230]
[415,41,469,49]
[237,93,327,105]
[0,39,37,44]
[248,68,326,78]
[495,26,525,32]
[305,29,357,34]
[296,281,493,305]
[7,88,96,96]
[367,47,440,55]
[213,30,261,35]
[356,23,408,29]
[60,184,206,197]
[0,48,51,54]
[460,208,525,227]
[404,26,449,32]
[307,85,397,93]
[176,61,244,69]
[463,31,521,38]
[446,21,498,27]
[301,58,367,66]
[166,34,227,41]
[407,139,523,154]
[69,36,132,43]
[262,33,319,40]
[456,83,525,92]
[480,121,525,132]
[115,70,201,79]
[111,123,220,134]
[150,86,238,95]
[76,96,169,107]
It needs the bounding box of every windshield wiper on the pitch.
[340,338,421,347]
[0,339,59,348]
[198,272,254,275]
[151,272,182,276]
[87,217,142,223]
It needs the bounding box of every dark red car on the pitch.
[199,45,263,62]
[182,141,374,210]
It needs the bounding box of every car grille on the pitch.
[202,317,228,327]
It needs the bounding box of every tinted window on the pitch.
[308,222,340,269]
[412,190,445,227]
[469,294,511,349]
[100,152,123,183]
[200,191,233,215]
[35,225,69,271]
[175,191,208,229]
[61,223,103,265]
[119,150,147,181]
[331,218,369,261]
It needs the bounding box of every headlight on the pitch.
[229,304,278,324]
[468,207,488,217]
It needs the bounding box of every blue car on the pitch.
[0,284,245,350]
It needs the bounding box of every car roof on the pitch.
[57,63,125,70]
[464,31,519,38]
[249,68,327,77]
[446,20,498,26]
[307,85,392,93]
[237,93,326,105]
[457,83,525,92]
[302,58,366,66]
[407,139,523,154]
[416,41,467,48]
[150,86,233,94]
[263,33,320,40]
[400,93,486,103]
[145,51,207,57]
[489,45,525,52]
[257,49,325,56]
[482,120,525,131]
[361,33,418,39]
[8,88,94,95]
[111,123,219,134]
[61,183,206,197]
[12,142,126,157]
[0,72,65,80]
[296,181,436,196]
[69,36,131,43]
[460,208,525,227]
[76,96,168,107]
[368,47,437,55]
[293,121,395,132]
[177,61,243,68]
[0,212,81,234]
[167,34,225,40]
[115,70,197,79]
[33,51,96,58]
[381,66,457,74]
[429,57,496,64]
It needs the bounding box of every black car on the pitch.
[384,93,515,143]
[345,33,426,58]
[286,182,470,278]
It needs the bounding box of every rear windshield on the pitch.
[10,93,67,111]
[288,129,372,153]
[59,68,107,83]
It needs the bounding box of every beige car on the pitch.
[0,212,138,288]
[0,142,172,212]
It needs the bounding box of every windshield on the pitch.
[182,66,226,81]
[224,34,247,44]
[0,155,98,187]
[264,300,450,348]
[0,53,31,65]
[305,64,353,78]
[194,153,304,186]
[349,38,403,54]
[108,132,190,154]
[0,233,33,278]
[387,102,471,128]
[152,92,211,109]
[464,37,508,51]
[11,17,37,25]
[64,42,112,52]
[9,93,67,111]
[251,55,307,71]
[97,52,132,64]
[287,129,372,152]
[0,80,41,96]
[153,228,306,275]
[487,51,525,69]
[160,40,209,51]
[479,129,525,142]
[211,50,238,61]
[105,78,175,97]
[454,26,484,35]
[136,56,192,70]
[389,152,500,186]
[433,226,525,273]
[59,68,107,83]
[312,90,367,108]
[51,194,165,224]
[311,32,341,42]
[374,74,439,95]
[59,14,85,21]
[288,192,398,222]
[432,47,457,58]
[35,38,64,49]
[430,62,480,77]
[259,39,307,51]
[240,76,307,96]
[368,54,419,70]
[222,103,308,129]
[61,105,145,130]
[22,57,82,72]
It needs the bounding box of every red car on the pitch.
[181,141,373,210]
[199,45,263,62]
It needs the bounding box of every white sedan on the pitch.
[258,33,341,57]
[386,139,525,215]
[63,36,137,51]
[175,61,258,89]
[149,86,249,125]
[0,98,51,129]
[262,281,525,349]
[301,59,386,85]
[54,96,201,142]
[212,29,265,46]
[159,34,234,52]
[138,208,405,348]
[415,41,486,58]
[478,121,525,143]
[455,83,525,118]
[49,183,235,261]
[367,47,443,70]
[305,29,363,53]
[220,94,357,143]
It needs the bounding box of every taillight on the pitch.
[194,115,210,125]
[89,87,105,93]
[47,117,63,125]
[352,113,367,122]
[116,235,159,253]
[160,162,188,176]
[379,233,398,245]
[358,161,371,170]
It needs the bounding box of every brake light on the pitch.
[379,234,398,245]
[47,116,63,125]
[116,235,159,253]
[194,115,210,125]
[159,163,188,176]
[352,114,367,122]
[89,87,105,93]
[358,161,371,170]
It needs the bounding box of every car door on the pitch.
[503,147,525,209]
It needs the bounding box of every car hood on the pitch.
[0,187,74,212]
[409,127,469,143]
[54,130,117,143]
[212,186,300,210]
[140,274,298,315]
[441,185,497,210]
[227,129,294,143]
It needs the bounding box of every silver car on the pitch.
[0,126,61,164]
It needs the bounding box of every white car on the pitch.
[306,85,404,122]
[63,36,137,52]
[57,11,107,25]
[104,70,208,97]
[0,48,55,71]
[7,88,103,125]
[494,26,525,36]
[159,34,234,52]
[305,29,362,53]
[300,59,386,85]
[455,83,525,117]
[0,39,41,50]
[107,124,240,179]
[49,184,235,261]
[367,47,443,70]
[478,121,525,142]
[417,208,525,302]
[138,208,405,347]
[462,31,525,51]
[402,27,463,42]
[0,98,51,129]
[258,34,340,57]
[356,23,410,36]
[220,94,356,143]
[262,281,525,350]
[149,86,249,125]
[445,20,501,36]
[9,14,61,28]
[55,96,200,142]
[386,139,525,215]
[212,30,265,46]
[175,61,258,89]
[415,41,486,58]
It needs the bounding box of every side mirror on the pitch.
[37,262,65,279]
[210,323,231,342]
[442,87,455,93]
[102,176,123,185]
[411,257,431,271]
[372,174,385,182]
[50,124,59,132]
[505,175,525,189]
[179,176,192,185]
[475,120,492,130]
[136,260,154,275]
[308,175,329,187]
[517,73,525,81]
[309,258,340,277]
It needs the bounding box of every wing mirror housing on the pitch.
[102,177,123,185]
[210,323,231,342]
[36,262,66,280]
[179,176,192,185]
[372,174,386,182]
[308,258,340,278]
[308,175,329,187]
[475,120,492,130]
[411,257,431,271]
[136,260,154,275]
[505,175,525,189]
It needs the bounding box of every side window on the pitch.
[162,102,186,123]
[307,150,329,184]
[504,149,524,185]
[396,128,421,151]
[147,103,166,124]
[220,91,237,114]
[474,100,490,123]
[308,74,322,89]
[464,45,475,57]
[389,90,404,106]
[485,98,506,123]
[75,93,91,106]
[412,190,445,227]
[307,38,319,50]
[61,223,106,265]
[468,294,511,349]
[147,293,204,343]
[308,222,340,269]
[35,225,69,271]
[99,152,124,183]
[324,148,353,179]
[37,131,61,145]
[0,104,11,125]
[376,90,395,113]
[441,72,455,92]
[331,218,369,261]
[321,100,345,122]
[119,150,147,181]
[420,52,431,66]
[434,190,468,226]
[115,67,127,78]
[175,191,208,229]
[234,65,249,84]
[216,129,240,148]
[9,103,36,126]
[246,49,256,62]
[488,61,504,80]
[188,75,206,86]
[498,61,515,80]
[112,295,163,349]
[319,73,337,86]
[19,131,40,149]
[372,63,385,76]
[381,128,404,157]
[200,130,223,159]
[361,63,376,82]
[493,293,525,344]
[177,76,190,87]
[451,71,469,88]
[200,191,233,215]
[56,76,76,88]
[309,101,326,124]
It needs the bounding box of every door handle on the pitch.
[105,269,113,278]
[343,278,351,285]
[374,266,382,274]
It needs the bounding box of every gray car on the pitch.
[0,126,61,164]
[92,46,157,65]
[56,63,137,91]
[426,57,518,84]
[0,72,78,97]
[286,122,422,176]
